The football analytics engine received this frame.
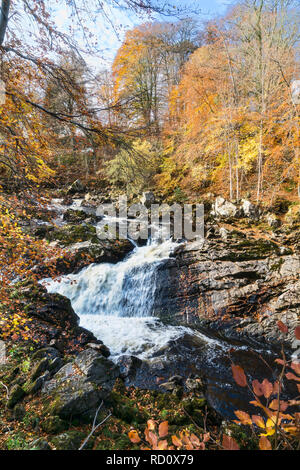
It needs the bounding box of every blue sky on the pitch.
[53,0,233,70]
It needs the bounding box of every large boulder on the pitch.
[211,197,238,219]
[242,199,260,220]
[42,349,119,420]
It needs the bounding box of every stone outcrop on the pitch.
[13,282,101,354]
[42,349,119,420]
[154,228,300,350]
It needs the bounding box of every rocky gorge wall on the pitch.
[154,227,300,351]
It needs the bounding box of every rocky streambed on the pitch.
[1,190,299,449]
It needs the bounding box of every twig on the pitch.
[78,401,112,450]
[0,381,9,400]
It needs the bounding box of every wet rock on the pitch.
[154,235,300,350]
[185,375,205,393]
[42,349,119,420]
[8,384,25,408]
[117,355,142,379]
[26,289,79,329]
[159,375,184,392]
[53,238,133,275]
[86,343,110,358]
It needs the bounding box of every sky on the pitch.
[52,0,233,71]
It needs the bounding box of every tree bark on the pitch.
[0,0,10,46]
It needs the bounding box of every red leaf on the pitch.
[252,379,263,396]
[231,364,247,387]
[295,326,300,340]
[222,435,240,450]
[277,321,288,334]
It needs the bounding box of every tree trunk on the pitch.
[0,0,10,46]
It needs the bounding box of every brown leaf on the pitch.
[157,440,168,450]
[147,419,156,431]
[269,399,288,412]
[190,433,201,447]
[259,436,272,450]
[290,362,300,375]
[252,379,263,396]
[234,410,252,425]
[286,372,300,382]
[261,379,273,398]
[252,415,265,428]
[171,435,182,448]
[222,435,240,450]
[158,421,168,438]
[231,364,247,387]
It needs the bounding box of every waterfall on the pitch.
[45,240,177,318]
[42,239,194,359]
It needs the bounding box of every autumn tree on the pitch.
[112,20,198,134]
[158,0,300,201]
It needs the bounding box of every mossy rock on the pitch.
[221,238,280,261]
[30,358,49,381]
[7,384,25,409]
[63,209,89,223]
[51,431,92,450]
[41,416,68,434]
[47,224,98,246]
[96,433,131,451]
[109,391,149,424]
[23,376,45,395]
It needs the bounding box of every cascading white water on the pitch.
[43,239,204,359]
